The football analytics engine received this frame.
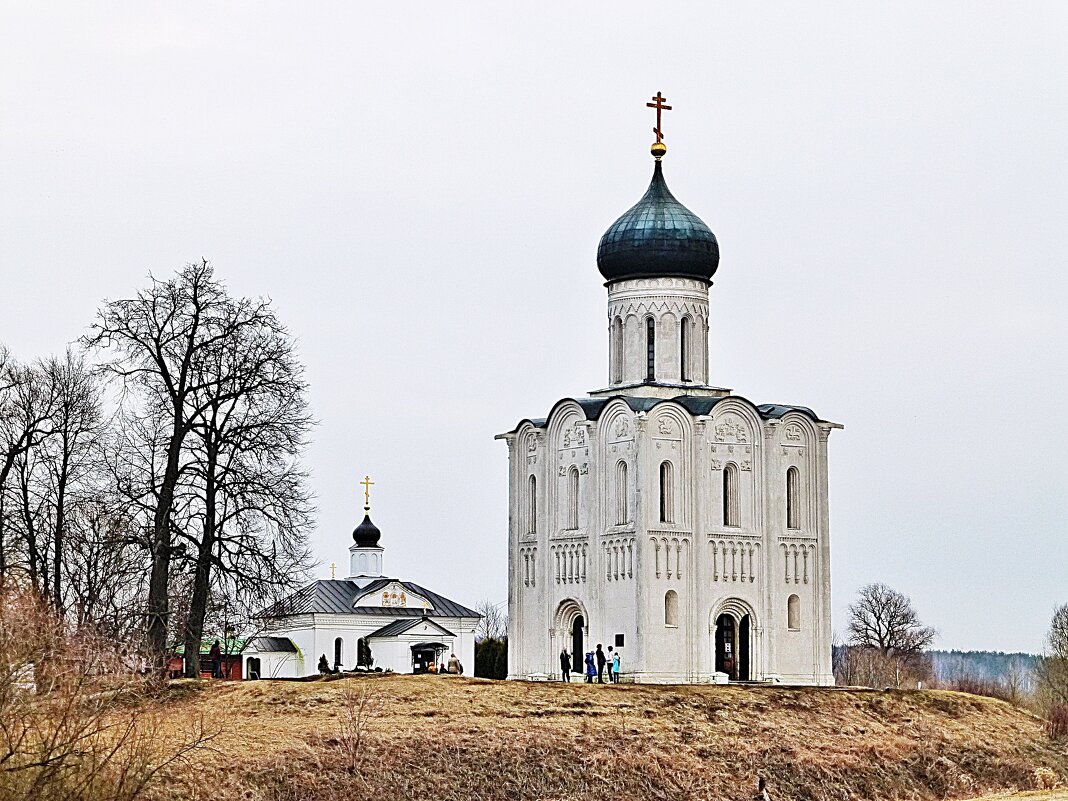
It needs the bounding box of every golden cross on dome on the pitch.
[646,91,672,144]
[330,562,336,580]
[360,475,374,510]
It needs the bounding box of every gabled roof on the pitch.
[367,617,457,639]
[505,394,828,434]
[259,578,480,620]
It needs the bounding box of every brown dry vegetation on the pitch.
[148,675,1068,801]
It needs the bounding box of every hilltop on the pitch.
[152,675,1067,801]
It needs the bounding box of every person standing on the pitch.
[559,649,571,682]
[595,644,606,684]
[447,652,461,674]
[612,649,621,683]
[606,646,615,683]
[584,651,596,683]
[208,640,222,679]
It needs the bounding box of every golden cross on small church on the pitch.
[330,562,336,580]
[646,91,672,144]
[360,474,374,510]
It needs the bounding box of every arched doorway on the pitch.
[714,612,752,681]
[571,615,584,673]
[553,599,588,680]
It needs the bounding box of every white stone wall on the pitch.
[504,397,836,685]
[260,614,478,678]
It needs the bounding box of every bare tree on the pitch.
[0,351,59,582]
[847,583,936,659]
[1036,603,1068,708]
[38,350,105,611]
[474,600,506,642]
[83,261,290,667]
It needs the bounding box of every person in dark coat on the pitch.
[559,649,571,682]
[208,640,222,678]
[584,651,596,683]
[595,644,606,684]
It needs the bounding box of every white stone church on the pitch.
[499,124,841,685]
[244,493,480,679]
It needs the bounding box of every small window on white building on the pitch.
[665,590,679,626]
[788,594,800,630]
[659,461,674,524]
[334,637,343,669]
[723,463,739,527]
[567,466,579,530]
[786,466,800,530]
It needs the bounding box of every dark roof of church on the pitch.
[245,636,298,653]
[597,159,719,283]
[512,394,824,433]
[367,617,457,639]
[258,578,480,620]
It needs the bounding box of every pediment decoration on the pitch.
[561,422,586,449]
[610,416,631,442]
[354,582,433,611]
[713,415,749,444]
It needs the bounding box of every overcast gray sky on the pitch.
[2,3,1065,653]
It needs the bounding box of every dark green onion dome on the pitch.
[597,160,720,283]
[352,512,381,547]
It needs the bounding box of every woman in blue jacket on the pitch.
[584,651,596,683]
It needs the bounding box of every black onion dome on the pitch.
[352,513,381,547]
[597,160,719,283]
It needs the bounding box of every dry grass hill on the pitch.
[152,675,1068,801]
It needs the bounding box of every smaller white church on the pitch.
[243,480,480,679]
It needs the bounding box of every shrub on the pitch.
[1048,703,1068,740]
[0,588,213,800]
[475,637,508,680]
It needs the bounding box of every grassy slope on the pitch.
[154,675,1068,801]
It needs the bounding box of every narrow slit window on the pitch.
[567,466,579,530]
[659,461,674,524]
[616,461,628,525]
[786,466,800,530]
[528,474,537,534]
[646,318,656,382]
[612,317,624,383]
[723,463,739,527]
[680,317,689,382]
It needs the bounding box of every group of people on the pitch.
[559,643,620,683]
[425,653,463,675]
